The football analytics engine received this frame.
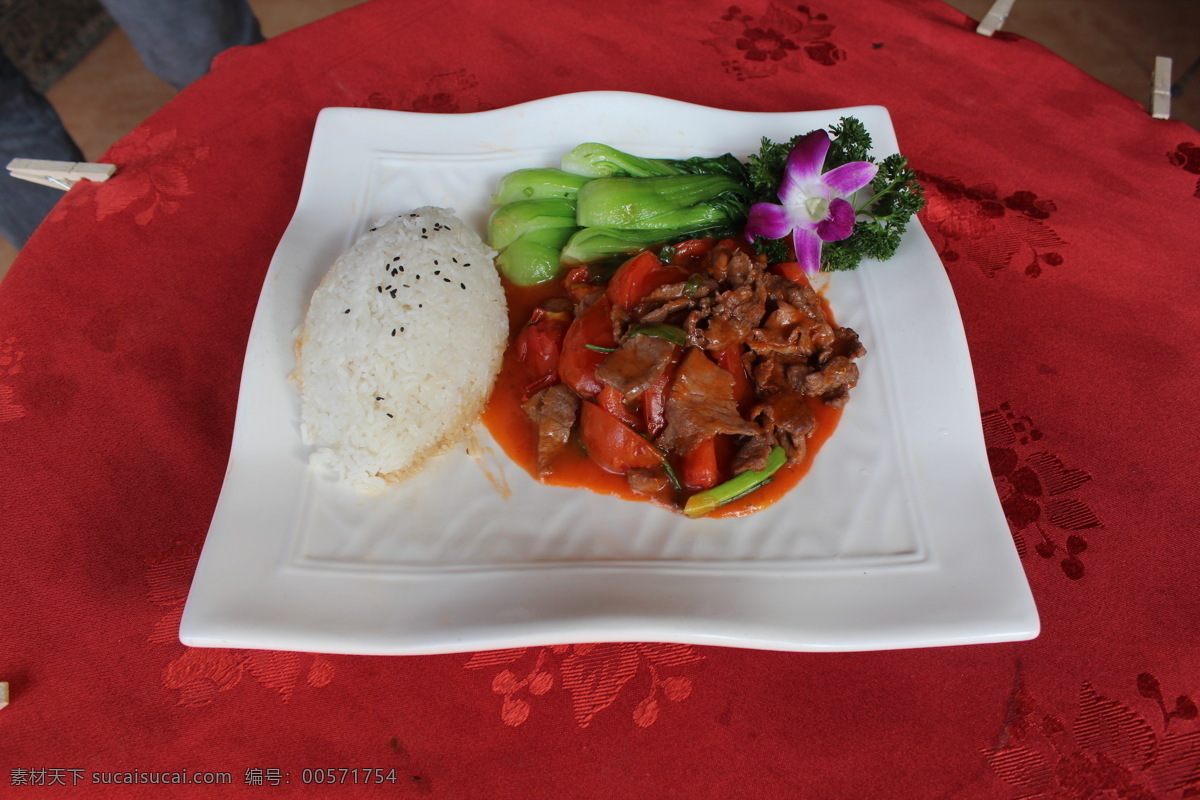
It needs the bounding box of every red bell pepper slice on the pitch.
[669,238,715,268]
[772,261,813,289]
[681,437,721,490]
[606,250,687,311]
[598,384,641,431]
[579,400,663,474]
[714,345,754,415]
[514,305,572,400]
[557,296,616,399]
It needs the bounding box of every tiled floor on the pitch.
[2,0,1197,282]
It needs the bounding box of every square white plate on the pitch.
[180,92,1038,655]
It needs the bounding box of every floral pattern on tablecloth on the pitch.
[984,674,1200,798]
[916,170,1067,278]
[0,337,25,423]
[982,403,1101,581]
[43,128,209,229]
[1168,142,1200,198]
[146,533,336,707]
[703,2,845,80]
[466,643,704,727]
[359,69,483,113]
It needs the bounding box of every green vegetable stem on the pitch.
[490,168,593,207]
[683,446,787,518]
[494,226,579,286]
[487,198,579,251]
[561,143,684,178]
[559,227,674,265]
[575,174,746,230]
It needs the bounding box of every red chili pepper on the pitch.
[606,250,687,311]
[514,306,572,401]
[562,265,595,304]
[557,296,616,399]
[640,348,680,438]
[579,400,662,474]
[772,261,812,288]
[598,384,641,431]
[714,345,754,415]
[681,437,721,490]
[669,238,715,268]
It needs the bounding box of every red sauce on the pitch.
[481,278,846,518]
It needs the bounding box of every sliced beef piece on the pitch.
[732,435,775,474]
[595,334,676,401]
[636,297,693,324]
[701,280,767,351]
[747,306,820,362]
[705,246,759,287]
[627,466,672,497]
[541,296,575,315]
[656,347,761,456]
[628,275,718,324]
[831,326,866,360]
[753,389,815,460]
[801,356,859,408]
[761,272,826,320]
[521,383,580,475]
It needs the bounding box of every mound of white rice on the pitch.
[295,207,508,491]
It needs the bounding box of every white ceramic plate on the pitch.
[180,92,1038,655]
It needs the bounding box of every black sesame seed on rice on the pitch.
[391,328,396,336]
[392,256,400,261]
[460,282,466,290]
[386,413,394,418]
[344,308,351,314]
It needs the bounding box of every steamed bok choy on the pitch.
[488,145,748,284]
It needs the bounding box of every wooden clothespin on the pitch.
[6,158,116,191]
[976,0,1016,36]
[1151,56,1173,120]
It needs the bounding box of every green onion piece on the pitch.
[683,273,706,297]
[683,446,787,519]
[658,449,683,491]
[584,344,617,354]
[628,324,686,347]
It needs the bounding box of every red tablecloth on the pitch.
[3,0,1199,796]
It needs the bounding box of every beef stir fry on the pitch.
[514,238,865,516]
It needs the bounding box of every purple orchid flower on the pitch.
[744,129,879,275]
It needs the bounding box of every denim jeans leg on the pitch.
[99,0,264,90]
[0,51,85,249]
